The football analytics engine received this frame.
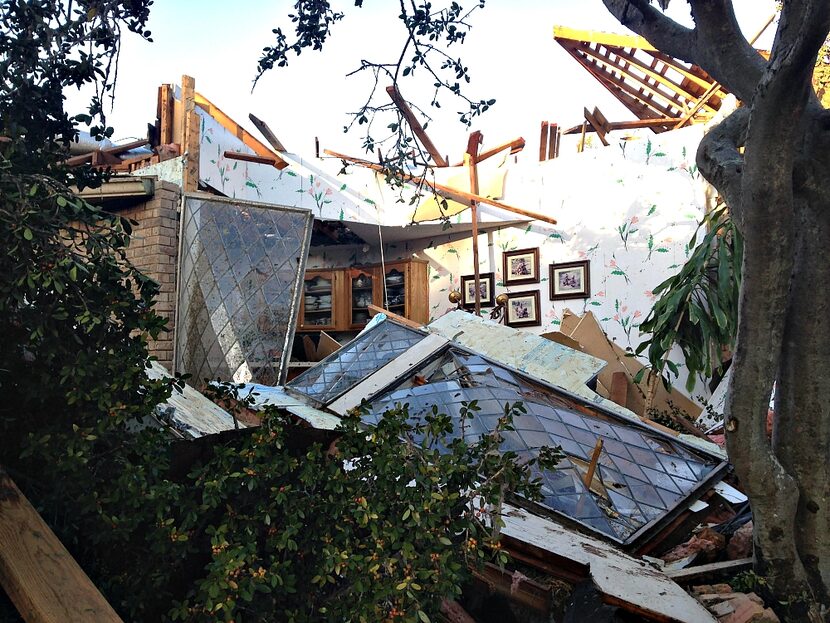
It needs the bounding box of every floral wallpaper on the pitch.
[193,98,709,397]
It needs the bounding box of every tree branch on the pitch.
[696,106,748,228]
[602,0,697,62]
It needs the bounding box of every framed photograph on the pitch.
[460,272,495,308]
[505,290,541,328]
[503,248,540,285]
[549,260,591,300]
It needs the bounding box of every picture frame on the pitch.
[502,248,540,285]
[504,290,541,328]
[460,272,496,308]
[549,260,591,300]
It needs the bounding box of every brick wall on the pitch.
[119,181,181,371]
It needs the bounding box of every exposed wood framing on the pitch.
[583,107,609,146]
[539,121,549,162]
[553,25,751,132]
[453,136,526,166]
[386,85,448,167]
[324,149,558,225]
[0,469,123,622]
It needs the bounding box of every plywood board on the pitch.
[500,504,716,623]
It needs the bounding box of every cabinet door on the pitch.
[299,270,338,331]
[380,263,408,318]
[346,268,375,329]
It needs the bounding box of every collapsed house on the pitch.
[39,23,769,622]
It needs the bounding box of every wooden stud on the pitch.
[539,121,549,161]
[465,130,482,316]
[386,85,448,167]
[578,121,587,153]
[157,84,174,145]
[0,469,124,622]
[180,75,199,193]
[323,149,558,225]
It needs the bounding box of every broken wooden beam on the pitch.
[223,150,289,170]
[248,113,287,153]
[386,85,448,167]
[0,469,123,622]
[61,138,150,167]
[324,149,558,225]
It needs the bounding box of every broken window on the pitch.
[360,348,722,545]
[287,320,426,404]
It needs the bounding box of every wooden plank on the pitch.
[223,150,289,170]
[453,137,525,165]
[0,469,123,622]
[367,303,423,329]
[554,25,656,51]
[324,149,558,225]
[328,333,447,414]
[539,121,549,161]
[583,107,609,146]
[583,438,604,487]
[248,113,287,152]
[667,558,753,584]
[386,85,448,167]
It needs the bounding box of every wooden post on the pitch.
[578,121,587,153]
[465,131,483,316]
[180,75,199,193]
[539,121,549,161]
[548,123,558,160]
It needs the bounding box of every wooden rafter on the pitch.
[552,25,757,132]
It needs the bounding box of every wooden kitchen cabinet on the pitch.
[297,259,428,332]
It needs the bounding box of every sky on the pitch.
[65,0,778,163]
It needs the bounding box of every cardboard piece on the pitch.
[302,331,342,362]
[556,310,702,420]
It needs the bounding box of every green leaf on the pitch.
[23,228,33,240]
[418,610,431,623]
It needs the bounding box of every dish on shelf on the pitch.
[305,286,332,294]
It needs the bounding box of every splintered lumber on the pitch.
[385,85,448,167]
[465,130,483,316]
[451,136,525,166]
[324,149,558,225]
[0,469,123,622]
[248,113,287,153]
[539,121,549,161]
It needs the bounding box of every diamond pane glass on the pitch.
[175,196,312,385]
[362,348,721,543]
[288,320,426,404]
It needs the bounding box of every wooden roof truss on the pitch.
[554,27,730,133]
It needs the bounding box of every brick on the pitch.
[720,594,765,623]
[712,584,734,594]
